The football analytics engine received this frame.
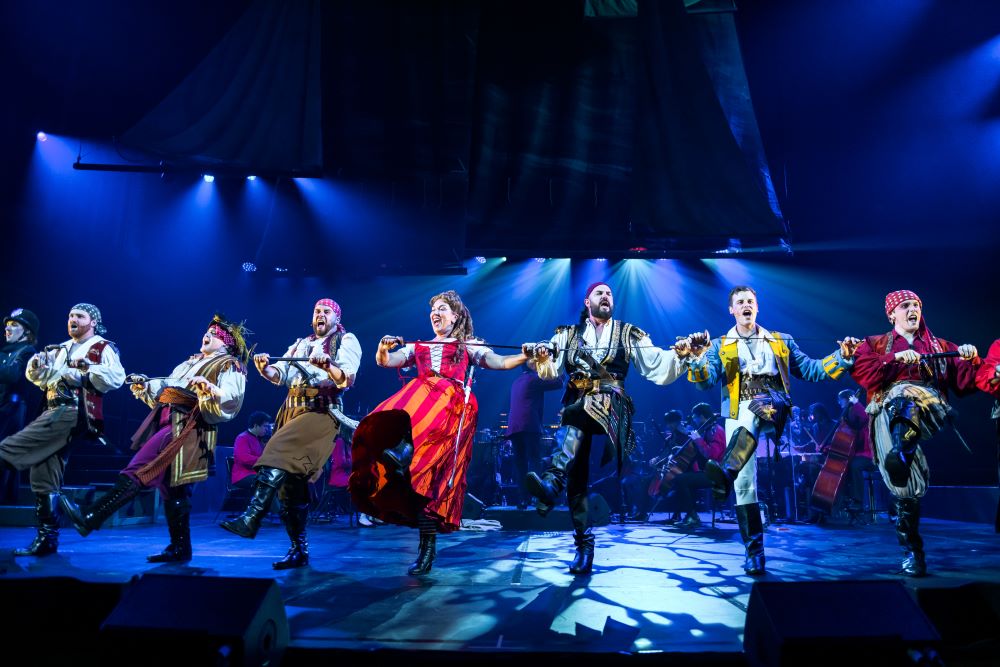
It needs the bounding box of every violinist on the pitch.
[648,410,688,468]
[662,403,725,527]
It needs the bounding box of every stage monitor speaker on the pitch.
[744,580,940,667]
[915,582,1000,659]
[0,576,127,659]
[101,574,288,667]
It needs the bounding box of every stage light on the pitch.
[36,131,47,142]
[533,257,546,263]
[474,256,487,264]
[716,238,742,255]
[242,262,257,272]
[274,266,288,273]
[500,257,507,262]
[247,175,257,181]
[203,174,215,183]
[595,257,607,262]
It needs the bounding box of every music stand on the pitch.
[758,435,783,527]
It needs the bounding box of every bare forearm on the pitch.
[484,351,528,371]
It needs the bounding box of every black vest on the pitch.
[560,320,644,405]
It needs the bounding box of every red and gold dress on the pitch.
[350,340,485,532]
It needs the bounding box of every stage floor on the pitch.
[2,510,999,662]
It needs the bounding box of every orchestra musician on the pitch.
[836,388,875,518]
[801,402,835,523]
[639,410,688,521]
[783,405,810,453]
[651,403,725,527]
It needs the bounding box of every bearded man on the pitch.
[221,299,361,570]
[526,282,689,576]
[0,303,124,556]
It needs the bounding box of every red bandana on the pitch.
[885,290,921,317]
[209,324,234,348]
[584,282,610,301]
[314,298,345,333]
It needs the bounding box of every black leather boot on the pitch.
[567,492,594,574]
[60,474,141,537]
[568,527,595,575]
[885,398,920,487]
[148,495,192,563]
[273,503,310,570]
[380,432,414,475]
[408,515,437,575]
[894,497,926,577]
[706,427,757,500]
[272,476,310,569]
[736,502,766,576]
[219,466,286,538]
[526,426,584,517]
[14,492,60,557]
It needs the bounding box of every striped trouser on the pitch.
[868,383,949,500]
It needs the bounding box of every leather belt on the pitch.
[739,374,782,401]
[570,378,624,394]
[288,386,340,398]
[47,397,77,409]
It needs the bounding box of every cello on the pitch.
[647,415,720,497]
[809,389,863,515]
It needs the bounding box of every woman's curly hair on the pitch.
[430,290,475,362]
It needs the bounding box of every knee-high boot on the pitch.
[408,515,437,575]
[526,426,585,516]
[894,497,926,577]
[148,493,192,563]
[60,474,141,537]
[567,492,594,574]
[736,502,766,576]
[273,477,310,570]
[14,492,61,557]
[885,398,920,487]
[219,467,286,538]
[706,427,757,500]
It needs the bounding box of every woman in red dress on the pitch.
[350,290,529,575]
